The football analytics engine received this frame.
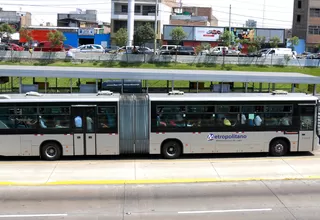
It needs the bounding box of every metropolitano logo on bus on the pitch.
[207,133,247,141]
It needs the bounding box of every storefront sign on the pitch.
[194,27,224,41]
[78,28,94,36]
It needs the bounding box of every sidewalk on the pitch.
[1,155,320,185]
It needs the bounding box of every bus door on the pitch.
[71,106,96,156]
[298,104,315,151]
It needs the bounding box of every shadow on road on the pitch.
[0,151,314,162]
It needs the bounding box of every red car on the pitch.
[7,43,24,51]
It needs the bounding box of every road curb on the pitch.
[1,176,320,186]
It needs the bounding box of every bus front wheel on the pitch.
[161,140,182,159]
[269,139,288,156]
[41,142,62,161]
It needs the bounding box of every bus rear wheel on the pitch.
[161,140,182,159]
[269,139,288,156]
[41,142,62,161]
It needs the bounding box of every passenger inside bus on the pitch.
[39,116,47,128]
[254,114,262,126]
[74,116,82,128]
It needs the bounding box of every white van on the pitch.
[262,48,294,57]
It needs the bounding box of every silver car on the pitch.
[69,44,104,53]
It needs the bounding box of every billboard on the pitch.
[163,25,194,41]
[256,29,285,43]
[194,27,224,41]
[0,22,20,32]
[230,28,255,42]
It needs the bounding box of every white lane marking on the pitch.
[0,214,68,218]
[178,208,272,214]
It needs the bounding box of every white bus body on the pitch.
[0,92,317,160]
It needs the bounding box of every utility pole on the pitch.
[228,4,231,46]
[262,0,266,28]
[127,0,135,46]
[228,4,231,32]
[154,0,158,55]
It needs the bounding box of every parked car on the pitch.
[117,46,140,54]
[63,44,73,51]
[159,45,177,55]
[33,41,65,52]
[22,41,39,51]
[7,43,24,51]
[105,46,120,54]
[0,43,8,51]
[162,46,196,55]
[298,52,317,59]
[137,47,154,54]
[69,44,104,53]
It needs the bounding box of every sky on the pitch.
[0,0,294,28]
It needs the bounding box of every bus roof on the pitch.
[0,92,317,103]
[0,93,120,103]
[148,92,319,102]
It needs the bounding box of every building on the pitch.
[110,0,177,46]
[0,8,31,31]
[19,26,111,48]
[245,19,257,28]
[170,6,218,26]
[292,0,320,52]
[57,9,98,28]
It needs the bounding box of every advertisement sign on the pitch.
[230,28,255,42]
[194,27,224,42]
[0,22,20,31]
[256,29,284,43]
[163,25,194,41]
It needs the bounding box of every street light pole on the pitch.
[154,0,158,55]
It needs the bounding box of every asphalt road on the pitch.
[0,180,319,220]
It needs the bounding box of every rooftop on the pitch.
[0,65,319,85]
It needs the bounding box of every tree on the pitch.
[288,36,299,50]
[254,36,266,51]
[269,36,281,48]
[114,28,128,46]
[220,30,233,47]
[20,27,33,49]
[134,23,155,48]
[170,26,187,45]
[47,30,66,50]
[0,23,15,42]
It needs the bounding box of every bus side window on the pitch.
[300,106,314,131]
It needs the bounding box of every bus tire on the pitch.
[269,139,288,156]
[161,140,182,159]
[41,142,62,161]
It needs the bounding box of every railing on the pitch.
[0,51,319,67]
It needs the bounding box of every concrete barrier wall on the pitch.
[0,51,319,67]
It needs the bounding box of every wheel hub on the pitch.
[275,144,284,153]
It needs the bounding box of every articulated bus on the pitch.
[0,91,318,160]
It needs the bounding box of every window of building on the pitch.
[121,5,128,13]
[309,26,320,35]
[297,14,301,22]
[310,8,320,17]
[142,5,156,15]
[135,5,141,13]
[298,0,302,9]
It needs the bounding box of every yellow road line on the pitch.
[0,176,319,186]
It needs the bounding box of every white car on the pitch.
[69,44,104,53]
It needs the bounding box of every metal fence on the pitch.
[0,51,320,67]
